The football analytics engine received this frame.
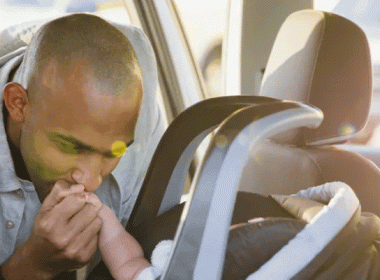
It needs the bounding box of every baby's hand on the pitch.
[80,194,121,248]
[83,192,103,211]
[97,205,151,280]
[97,204,124,245]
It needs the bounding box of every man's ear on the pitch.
[3,82,30,123]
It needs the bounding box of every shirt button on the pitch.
[6,220,15,229]
[16,189,24,198]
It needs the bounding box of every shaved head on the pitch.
[25,13,141,102]
[4,13,144,200]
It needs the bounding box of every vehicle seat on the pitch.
[86,10,380,280]
[237,9,380,216]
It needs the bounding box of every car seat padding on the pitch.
[86,192,303,280]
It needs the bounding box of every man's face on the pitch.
[20,60,142,201]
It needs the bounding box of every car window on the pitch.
[0,0,64,29]
[173,0,227,98]
[0,0,131,29]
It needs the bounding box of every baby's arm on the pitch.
[97,205,151,280]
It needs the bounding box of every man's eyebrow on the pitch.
[48,133,133,157]
[48,133,97,152]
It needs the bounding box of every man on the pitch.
[0,13,164,279]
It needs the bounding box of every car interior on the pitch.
[85,7,380,280]
[2,0,380,279]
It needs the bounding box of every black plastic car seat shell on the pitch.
[126,95,278,231]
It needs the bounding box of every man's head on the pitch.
[3,14,143,201]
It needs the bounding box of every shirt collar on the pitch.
[0,50,27,192]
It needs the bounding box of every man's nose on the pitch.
[72,155,104,192]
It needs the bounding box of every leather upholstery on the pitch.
[248,10,380,216]
[239,141,380,215]
[260,10,372,145]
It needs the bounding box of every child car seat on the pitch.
[87,10,380,280]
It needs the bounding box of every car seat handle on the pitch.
[162,101,323,279]
[127,96,278,231]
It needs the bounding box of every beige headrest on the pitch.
[260,10,372,145]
